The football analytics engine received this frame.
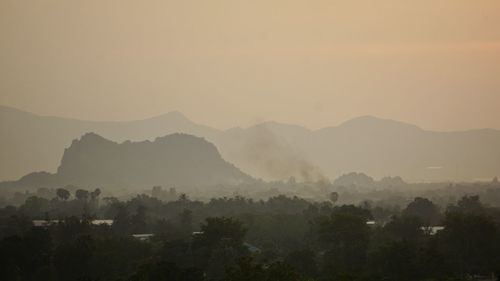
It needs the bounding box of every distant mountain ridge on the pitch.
[2,132,252,188]
[1,105,500,182]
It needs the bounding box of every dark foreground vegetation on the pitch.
[1,188,500,281]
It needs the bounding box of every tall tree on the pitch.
[56,188,70,201]
[402,197,441,226]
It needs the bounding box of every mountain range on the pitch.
[1,105,500,183]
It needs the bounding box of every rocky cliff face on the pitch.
[56,133,253,187]
[6,133,253,189]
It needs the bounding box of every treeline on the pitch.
[1,191,500,280]
[3,176,500,211]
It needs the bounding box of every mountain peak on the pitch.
[80,132,105,140]
[148,110,190,122]
[76,132,112,145]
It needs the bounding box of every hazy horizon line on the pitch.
[2,103,499,133]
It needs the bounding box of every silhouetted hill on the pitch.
[331,172,407,189]
[0,106,217,181]
[2,105,500,182]
[1,132,252,188]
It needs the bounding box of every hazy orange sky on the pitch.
[1,0,500,130]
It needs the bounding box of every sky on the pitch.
[1,0,500,131]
